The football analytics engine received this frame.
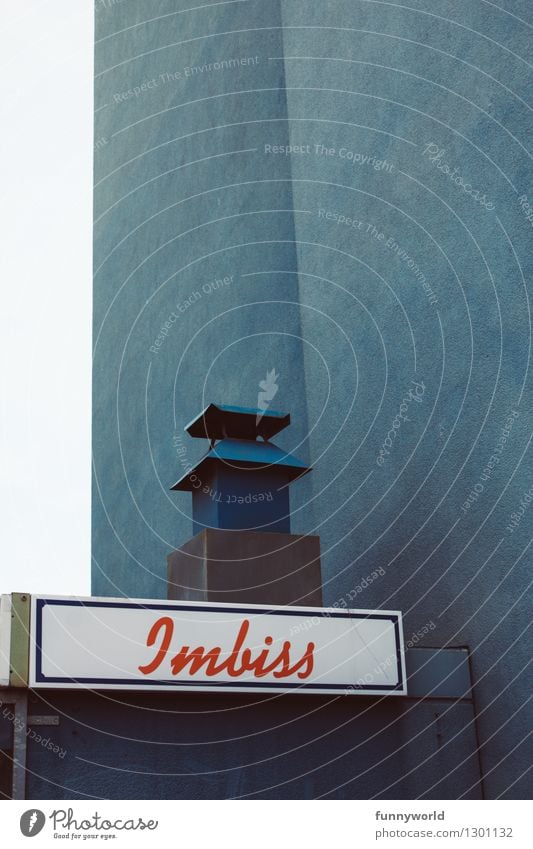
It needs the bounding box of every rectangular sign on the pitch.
[0,595,12,687]
[30,596,406,696]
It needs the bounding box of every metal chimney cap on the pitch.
[170,438,310,491]
[184,403,290,442]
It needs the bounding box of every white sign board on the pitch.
[30,596,406,696]
[0,595,12,687]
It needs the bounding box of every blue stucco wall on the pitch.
[25,690,480,800]
[93,1,532,798]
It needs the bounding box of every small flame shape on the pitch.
[256,369,279,424]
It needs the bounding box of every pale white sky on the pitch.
[0,1,93,595]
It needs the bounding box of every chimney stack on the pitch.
[167,403,322,606]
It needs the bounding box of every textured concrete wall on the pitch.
[93,0,309,600]
[93,1,532,798]
[26,690,480,800]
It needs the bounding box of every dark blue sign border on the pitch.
[33,598,404,693]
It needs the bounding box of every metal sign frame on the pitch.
[29,595,406,696]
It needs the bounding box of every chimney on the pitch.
[167,403,322,607]
[170,403,310,535]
